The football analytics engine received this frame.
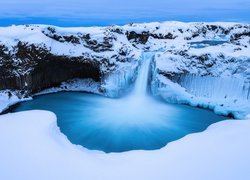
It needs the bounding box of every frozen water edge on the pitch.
[36,78,102,96]
[152,75,250,119]
[0,90,31,114]
[0,79,101,114]
[0,110,249,180]
[1,76,250,119]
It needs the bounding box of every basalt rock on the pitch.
[0,58,101,92]
[42,27,114,52]
[126,31,177,44]
[126,31,150,44]
[0,42,101,92]
[230,31,250,41]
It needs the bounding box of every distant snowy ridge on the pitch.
[0,21,250,117]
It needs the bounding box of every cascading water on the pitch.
[11,51,226,153]
[102,52,154,98]
[132,52,154,97]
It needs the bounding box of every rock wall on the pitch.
[0,59,101,92]
[0,42,101,91]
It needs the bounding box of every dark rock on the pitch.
[206,25,218,31]
[110,26,124,34]
[126,30,177,44]
[63,35,81,44]
[126,31,150,44]
[0,42,101,92]
[81,34,114,52]
[150,33,177,40]
[231,31,250,41]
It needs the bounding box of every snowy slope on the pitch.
[0,110,249,180]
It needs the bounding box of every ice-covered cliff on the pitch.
[0,21,250,117]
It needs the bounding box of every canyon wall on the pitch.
[0,22,250,97]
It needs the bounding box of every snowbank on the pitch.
[0,110,249,180]
[0,90,31,113]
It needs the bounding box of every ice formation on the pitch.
[177,74,250,101]
[0,21,250,117]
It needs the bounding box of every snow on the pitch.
[36,78,101,95]
[1,21,249,78]
[0,21,250,118]
[1,22,249,60]
[0,79,101,114]
[0,24,141,64]
[0,90,31,113]
[178,74,249,101]
[0,110,250,180]
[152,74,250,119]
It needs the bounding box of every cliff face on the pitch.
[0,25,138,92]
[0,22,250,94]
[0,42,101,91]
[0,58,100,91]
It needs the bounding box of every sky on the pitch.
[0,0,250,26]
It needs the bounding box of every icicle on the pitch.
[102,66,137,97]
[177,74,250,101]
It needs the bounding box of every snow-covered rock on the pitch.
[0,90,31,113]
[0,21,250,117]
[1,22,249,90]
[36,78,101,95]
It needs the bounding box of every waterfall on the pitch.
[102,52,154,98]
[132,52,155,98]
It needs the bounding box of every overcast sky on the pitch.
[0,0,250,26]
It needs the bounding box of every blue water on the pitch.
[190,40,228,48]
[11,92,226,153]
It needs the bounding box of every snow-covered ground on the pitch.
[0,90,31,113]
[0,110,249,180]
[0,21,250,180]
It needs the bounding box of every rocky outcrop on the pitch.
[0,62,100,92]
[42,27,114,52]
[126,31,150,44]
[0,42,101,92]
[126,31,176,44]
